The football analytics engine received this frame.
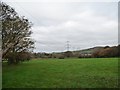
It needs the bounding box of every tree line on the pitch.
[33,45,119,59]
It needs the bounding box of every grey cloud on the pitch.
[5,2,118,52]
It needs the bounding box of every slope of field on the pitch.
[2,58,118,88]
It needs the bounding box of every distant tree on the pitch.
[110,46,118,57]
[118,45,120,57]
[78,54,82,58]
[92,46,118,58]
[58,54,65,59]
[99,47,118,58]
[92,50,100,58]
[104,46,110,49]
[64,51,73,58]
[98,48,110,57]
[1,2,34,64]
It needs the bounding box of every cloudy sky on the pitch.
[4,0,118,53]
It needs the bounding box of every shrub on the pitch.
[6,52,32,64]
[58,55,65,59]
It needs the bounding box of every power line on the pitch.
[66,41,70,51]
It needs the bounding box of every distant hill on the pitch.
[75,47,104,54]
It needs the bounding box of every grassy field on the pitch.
[2,58,118,88]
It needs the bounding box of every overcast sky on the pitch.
[4,0,118,53]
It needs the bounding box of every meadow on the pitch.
[2,58,118,88]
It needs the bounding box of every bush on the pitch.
[58,55,65,59]
[5,52,32,64]
[64,51,73,58]
[78,54,82,58]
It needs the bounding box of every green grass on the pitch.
[2,58,118,88]
[0,63,2,89]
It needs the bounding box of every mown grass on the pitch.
[2,58,118,88]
